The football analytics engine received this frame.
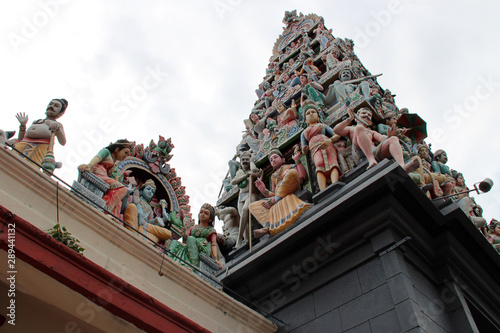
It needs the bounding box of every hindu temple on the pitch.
[1,9,499,333]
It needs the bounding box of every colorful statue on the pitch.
[325,68,371,107]
[301,101,341,190]
[123,179,172,244]
[215,206,240,254]
[431,149,456,196]
[13,99,68,165]
[276,100,299,130]
[250,148,311,238]
[78,139,134,215]
[333,108,419,172]
[487,219,500,253]
[231,151,260,247]
[169,203,223,270]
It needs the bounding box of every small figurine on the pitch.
[78,139,134,216]
[250,148,311,238]
[215,206,240,254]
[301,101,341,190]
[14,99,68,165]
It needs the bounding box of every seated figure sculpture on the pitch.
[250,148,311,238]
[123,179,172,244]
[323,68,371,107]
[13,99,68,165]
[431,149,456,196]
[78,139,134,216]
[169,203,223,270]
[333,108,419,172]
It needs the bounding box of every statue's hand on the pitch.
[48,122,60,132]
[347,108,355,122]
[254,177,266,194]
[15,113,28,126]
[387,124,398,137]
[78,164,91,172]
[292,150,301,162]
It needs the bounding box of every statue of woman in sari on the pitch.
[78,139,134,216]
[169,203,224,270]
[301,101,341,190]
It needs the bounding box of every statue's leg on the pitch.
[352,125,377,168]
[186,236,200,266]
[235,199,247,247]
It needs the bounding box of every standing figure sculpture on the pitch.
[169,203,223,270]
[301,101,341,190]
[14,99,68,165]
[123,179,172,244]
[250,148,311,238]
[231,151,260,247]
[78,139,134,216]
[333,108,419,172]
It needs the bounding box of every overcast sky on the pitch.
[2,1,499,229]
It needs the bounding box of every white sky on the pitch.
[2,1,499,230]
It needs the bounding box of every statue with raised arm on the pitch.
[231,151,260,247]
[123,179,172,244]
[333,108,419,172]
[250,147,311,238]
[14,99,68,165]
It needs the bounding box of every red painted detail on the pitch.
[0,205,211,333]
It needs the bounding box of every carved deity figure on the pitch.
[324,68,371,107]
[300,101,341,190]
[215,206,240,254]
[250,148,311,238]
[78,139,134,215]
[169,203,224,270]
[123,179,172,244]
[14,99,68,165]
[333,108,419,172]
[231,151,260,247]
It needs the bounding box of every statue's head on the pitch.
[140,179,156,202]
[106,139,134,161]
[417,143,430,160]
[199,203,215,226]
[268,149,285,170]
[356,108,373,126]
[249,110,261,124]
[433,149,447,164]
[46,98,68,119]
[302,100,321,125]
[340,68,353,82]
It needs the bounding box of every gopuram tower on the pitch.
[216,10,500,333]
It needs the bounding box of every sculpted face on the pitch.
[305,108,319,125]
[115,147,131,161]
[46,99,62,118]
[456,174,465,187]
[437,152,448,164]
[141,185,155,202]
[250,113,260,124]
[495,225,500,236]
[300,75,308,85]
[418,147,430,160]
[199,207,212,224]
[241,154,250,169]
[340,69,352,81]
[269,153,285,170]
[357,108,372,126]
